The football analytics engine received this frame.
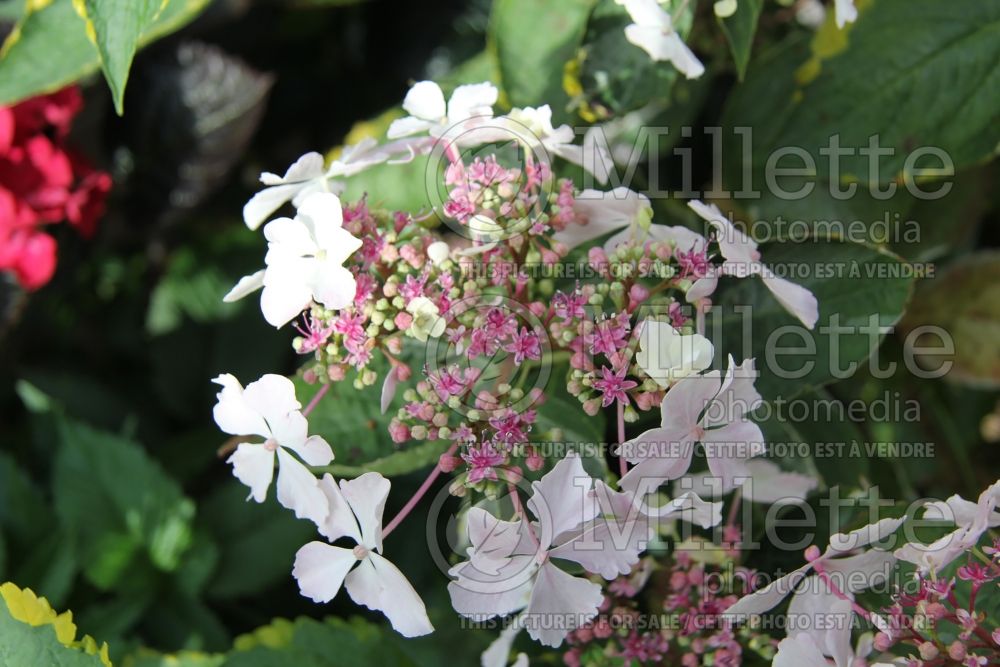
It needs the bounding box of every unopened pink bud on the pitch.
[948,641,966,661]
[399,244,423,268]
[302,369,318,384]
[588,246,608,273]
[540,248,559,265]
[394,312,413,329]
[873,632,893,652]
[925,602,946,621]
[804,545,822,562]
[629,284,650,304]
[505,466,522,484]
[918,642,938,660]
[327,365,346,381]
[583,398,602,416]
[634,392,658,411]
[526,450,544,471]
[388,420,410,444]
[592,618,612,639]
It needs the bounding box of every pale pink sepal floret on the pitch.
[212,373,334,526]
[292,472,434,638]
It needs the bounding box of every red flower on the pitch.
[0,86,110,290]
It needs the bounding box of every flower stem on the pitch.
[382,441,459,540]
[303,382,330,417]
[617,400,628,478]
[814,565,871,621]
[508,480,540,547]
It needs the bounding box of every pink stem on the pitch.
[508,480,540,547]
[814,564,872,621]
[617,401,628,478]
[382,441,459,539]
[303,382,330,417]
[444,141,461,165]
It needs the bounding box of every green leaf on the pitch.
[0,453,78,607]
[146,246,246,336]
[718,0,761,80]
[322,440,444,478]
[125,649,224,667]
[225,617,417,667]
[0,582,111,667]
[199,484,314,600]
[899,251,1000,389]
[571,0,695,118]
[52,417,195,590]
[759,387,870,491]
[721,0,1000,183]
[76,0,166,114]
[293,346,446,477]
[0,0,210,108]
[490,0,596,117]
[0,452,49,548]
[714,237,914,400]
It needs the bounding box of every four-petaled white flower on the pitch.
[677,458,818,507]
[619,356,765,494]
[552,188,711,267]
[242,152,329,231]
[773,632,873,667]
[504,105,612,183]
[387,80,499,144]
[212,373,334,525]
[225,191,362,328]
[448,454,642,647]
[293,472,434,637]
[895,479,1000,574]
[552,187,650,250]
[725,517,904,667]
[615,0,705,79]
[242,142,410,231]
[688,200,820,329]
[635,319,714,388]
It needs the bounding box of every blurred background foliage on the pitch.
[0,0,997,664]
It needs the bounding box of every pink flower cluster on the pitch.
[563,555,767,667]
[0,87,111,290]
[876,537,1000,666]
